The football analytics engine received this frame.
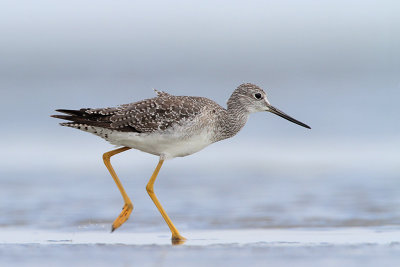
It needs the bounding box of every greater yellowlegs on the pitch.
[52,83,310,243]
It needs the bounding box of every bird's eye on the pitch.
[254,93,262,99]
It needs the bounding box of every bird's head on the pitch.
[229,83,311,129]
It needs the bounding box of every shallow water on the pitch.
[1,162,400,266]
[1,166,399,231]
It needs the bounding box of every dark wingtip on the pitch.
[54,109,87,116]
[51,114,64,119]
[51,114,76,121]
[55,109,71,114]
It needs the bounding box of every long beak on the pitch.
[267,104,311,129]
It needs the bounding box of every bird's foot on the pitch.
[111,203,133,232]
[171,233,187,245]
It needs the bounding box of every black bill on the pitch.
[268,105,311,129]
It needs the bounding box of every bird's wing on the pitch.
[109,95,203,133]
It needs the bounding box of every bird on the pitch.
[51,83,310,244]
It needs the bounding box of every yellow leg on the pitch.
[146,159,186,243]
[103,147,132,232]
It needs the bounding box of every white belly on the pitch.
[87,126,214,159]
[120,132,213,159]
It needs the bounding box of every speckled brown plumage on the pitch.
[52,90,223,134]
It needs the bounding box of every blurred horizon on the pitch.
[1,0,399,175]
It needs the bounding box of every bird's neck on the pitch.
[214,104,249,142]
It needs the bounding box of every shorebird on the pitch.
[52,83,310,244]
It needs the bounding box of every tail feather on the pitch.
[51,108,111,128]
[51,108,138,133]
[55,108,90,116]
[51,114,76,121]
